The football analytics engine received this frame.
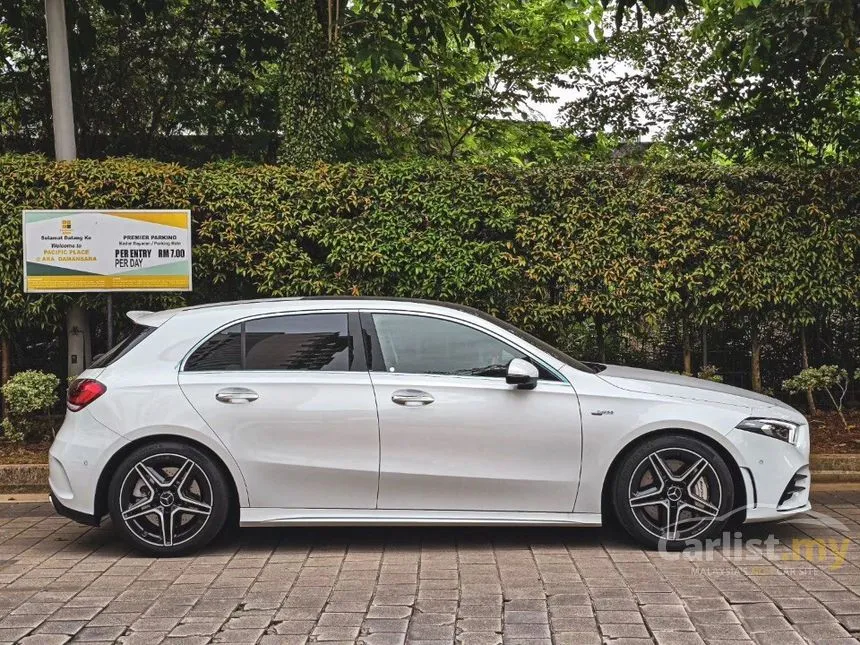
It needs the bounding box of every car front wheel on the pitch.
[613,434,736,550]
[107,441,230,556]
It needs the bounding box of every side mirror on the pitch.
[506,358,539,390]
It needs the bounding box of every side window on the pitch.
[185,313,351,372]
[185,323,242,371]
[371,313,557,380]
[245,314,349,371]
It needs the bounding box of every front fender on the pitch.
[572,392,750,515]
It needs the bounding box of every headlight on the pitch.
[736,418,799,444]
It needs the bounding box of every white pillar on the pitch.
[45,0,76,160]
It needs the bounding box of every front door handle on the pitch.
[391,389,434,406]
[215,387,259,404]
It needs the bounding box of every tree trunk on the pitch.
[595,316,606,363]
[800,326,817,414]
[682,318,692,375]
[701,326,708,368]
[750,319,762,393]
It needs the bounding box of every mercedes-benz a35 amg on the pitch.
[50,298,810,556]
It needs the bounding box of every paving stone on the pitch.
[363,618,410,633]
[312,625,362,641]
[503,611,548,624]
[258,636,307,645]
[18,635,72,645]
[652,633,706,645]
[1,496,860,645]
[552,632,601,645]
[269,620,316,635]
[646,615,696,631]
[74,625,128,641]
[455,634,501,645]
[367,606,413,620]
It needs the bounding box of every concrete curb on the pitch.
[1,455,859,492]
[0,464,49,493]
[0,463,48,485]
[810,454,860,483]
[810,454,860,470]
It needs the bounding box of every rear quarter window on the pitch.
[90,324,156,368]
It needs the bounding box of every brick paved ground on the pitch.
[2,490,860,645]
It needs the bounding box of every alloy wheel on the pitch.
[118,452,213,547]
[627,447,722,541]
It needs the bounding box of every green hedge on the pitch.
[0,154,857,381]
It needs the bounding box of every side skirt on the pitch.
[240,508,603,527]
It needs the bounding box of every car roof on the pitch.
[128,296,492,327]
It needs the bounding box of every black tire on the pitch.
[107,441,231,557]
[612,434,735,551]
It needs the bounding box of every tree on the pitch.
[564,1,860,164]
[0,0,288,158]
[784,365,850,428]
[344,0,601,160]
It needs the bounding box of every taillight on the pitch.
[67,379,107,411]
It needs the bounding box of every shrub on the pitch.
[1,370,60,443]
[0,154,857,394]
[696,365,723,383]
[783,366,850,429]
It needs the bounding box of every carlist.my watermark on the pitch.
[655,509,851,571]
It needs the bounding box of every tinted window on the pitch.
[185,324,243,371]
[185,314,350,371]
[90,324,155,368]
[372,313,555,379]
[245,314,349,370]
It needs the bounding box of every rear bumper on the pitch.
[50,492,100,526]
[49,408,127,516]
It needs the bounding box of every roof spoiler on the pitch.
[127,310,156,326]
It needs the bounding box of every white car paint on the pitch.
[49,297,811,537]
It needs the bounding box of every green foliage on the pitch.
[1,369,58,414]
[1,0,856,165]
[1,369,59,443]
[0,0,287,156]
[0,0,600,165]
[278,1,348,165]
[347,0,600,160]
[696,365,723,383]
[784,365,851,428]
[567,4,860,164]
[0,155,857,376]
[0,154,188,337]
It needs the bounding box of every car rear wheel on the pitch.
[613,434,735,550]
[107,441,230,556]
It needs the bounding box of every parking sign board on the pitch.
[23,209,192,292]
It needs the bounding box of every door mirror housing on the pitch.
[506,358,539,389]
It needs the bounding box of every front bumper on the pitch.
[727,422,812,523]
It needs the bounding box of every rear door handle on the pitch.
[215,387,259,404]
[391,389,434,406]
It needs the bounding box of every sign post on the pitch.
[22,210,192,360]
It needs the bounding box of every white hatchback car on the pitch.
[50,298,811,556]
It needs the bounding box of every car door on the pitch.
[365,311,583,513]
[178,311,380,509]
